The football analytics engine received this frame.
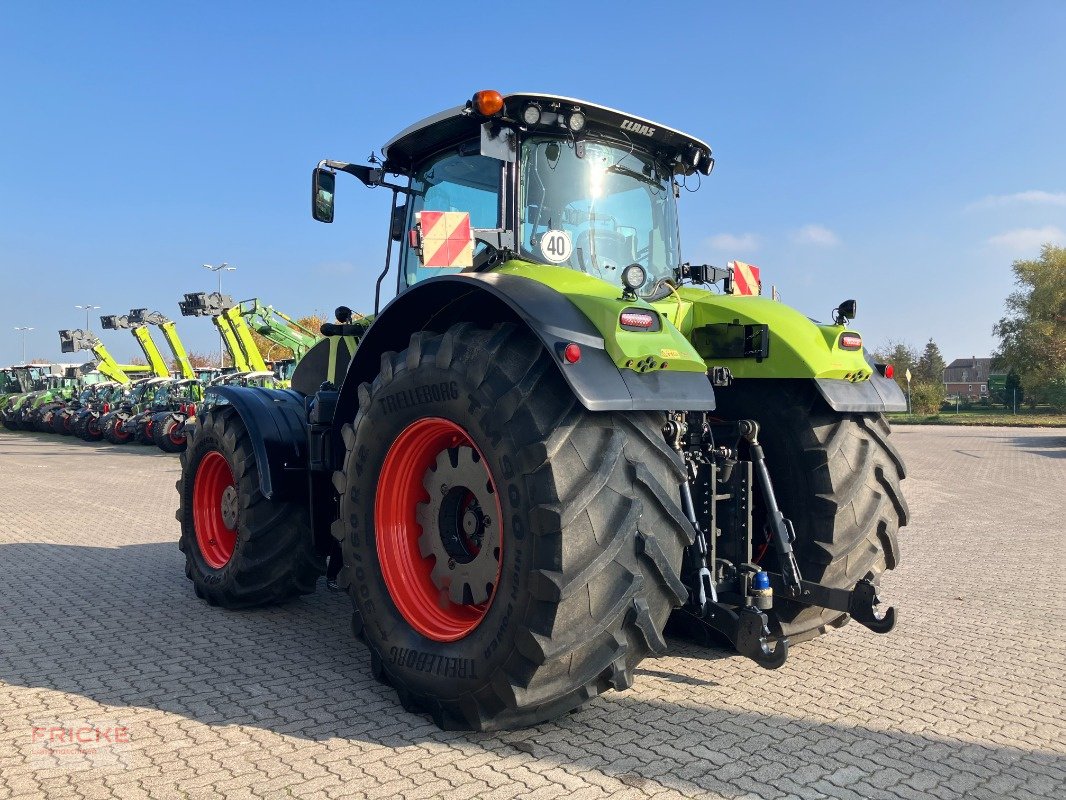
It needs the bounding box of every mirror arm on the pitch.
[319,160,411,194]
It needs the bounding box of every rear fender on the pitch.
[199,385,309,502]
[331,273,716,464]
[813,351,907,412]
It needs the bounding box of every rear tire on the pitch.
[715,382,909,642]
[337,323,693,730]
[177,406,324,608]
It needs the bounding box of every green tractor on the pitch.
[177,91,908,730]
[0,367,23,406]
[2,365,55,430]
[25,368,84,432]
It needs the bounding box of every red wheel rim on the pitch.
[375,417,503,642]
[193,451,238,569]
[169,423,186,447]
[114,416,131,441]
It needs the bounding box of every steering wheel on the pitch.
[575,228,634,279]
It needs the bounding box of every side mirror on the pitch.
[312,168,336,223]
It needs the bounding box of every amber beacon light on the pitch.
[472,89,505,117]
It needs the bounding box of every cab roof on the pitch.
[382,92,712,173]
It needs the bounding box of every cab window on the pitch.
[401,148,501,288]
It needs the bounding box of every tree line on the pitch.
[992,244,1065,410]
[871,339,947,415]
[872,244,1064,414]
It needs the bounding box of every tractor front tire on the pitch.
[337,323,693,731]
[177,407,324,608]
[104,414,134,445]
[52,409,72,435]
[716,382,909,643]
[155,414,188,453]
[135,415,155,445]
[81,415,104,442]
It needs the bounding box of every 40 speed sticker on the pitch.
[539,229,572,263]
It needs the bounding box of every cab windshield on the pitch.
[520,137,681,298]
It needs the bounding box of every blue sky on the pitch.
[2,1,1064,366]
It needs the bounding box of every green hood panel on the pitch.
[654,288,872,381]
[486,261,870,382]
[494,261,707,374]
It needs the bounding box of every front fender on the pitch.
[200,385,309,501]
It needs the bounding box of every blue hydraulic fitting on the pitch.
[751,570,773,610]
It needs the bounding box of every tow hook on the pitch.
[669,600,789,670]
[704,602,789,669]
[766,574,896,634]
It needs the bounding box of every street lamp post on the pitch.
[203,263,237,368]
[75,304,101,331]
[14,326,34,363]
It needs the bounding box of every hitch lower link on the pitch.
[681,420,896,670]
[690,574,896,671]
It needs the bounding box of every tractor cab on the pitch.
[0,369,21,395]
[314,91,713,304]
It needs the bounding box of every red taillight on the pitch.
[884,364,894,379]
[839,333,862,350]
[563,343,581,364]
[620,311,655,328]
[102,403,110,413]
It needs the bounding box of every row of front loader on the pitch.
[0,292,327,454]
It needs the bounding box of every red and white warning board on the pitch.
[416,211,474,269]
[729,260,761,296]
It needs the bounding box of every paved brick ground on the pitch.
[0,426,1063,800]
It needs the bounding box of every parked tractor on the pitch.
[177,91,908,730]
[1,365,54,430]
[26,369,84,432]
[0,368,23,406]
[98,377,171,445]
[140,378,203,451]
[69,382,127,441]
[51,378,113,436]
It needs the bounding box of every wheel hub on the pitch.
[417,446,500,605]
[220,485,239,529]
